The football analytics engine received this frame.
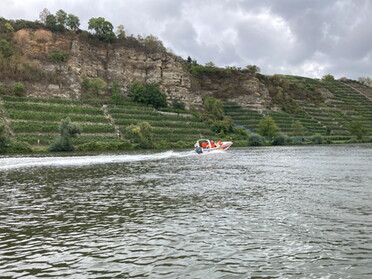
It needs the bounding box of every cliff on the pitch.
[5,29,271,110]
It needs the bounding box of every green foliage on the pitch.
[172,99,185,110]
[128,82,167,109]
[248,134,265,146]
[322,74,335,81]
[348,121,366,140]
[124,121,153,148]
[311,134,324,144]
[244,65,260,74]
[291,120,305,136]
[13,82,26,97]
[45,14,58,31]
[210,118,235,136]
[204,96,224,120]
[3,22,14,32]
[48,51,69,63]
[49,117,82,151]
[110,81,124,104]
[77,141,133,151]
[272,134,291,146]
[81,77,107,96]
[7,140,32,153]
[88,17,115,41]
[55,9,67,28]
[66,14,80,30]
[0,39,14,58]
[0,124,10,154]
[258,116,279,138]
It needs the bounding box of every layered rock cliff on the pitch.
[7,29,271,110]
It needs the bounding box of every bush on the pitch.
[272,134,291,145]
[0,124,10,154]
[248,134,265,146]
[128,82,167,109]
[0,39,14,58]
[311,134,323,144]
[7,140,32,153]
[13,82,26,97]
[124,121,153,148]
[48,51,69,63]
[82,76,107,96]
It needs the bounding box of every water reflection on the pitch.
[1,144,372,278]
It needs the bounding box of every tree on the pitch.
[258,116,279,138]
[0,39,14,58]
[358,77,372,87]
[204,96,224,120]
[49,118,81,151]
[88,17,115,41]
[55,9,67,30]
[245,65,260,74]
[66,14,80,30]
[322,74,335,81]
[110,81,124,104]
[0,124,10,154]
[128,82,167,109]
[116,24,126,39]
[348,121,366,140]
[291,120,305,137]
[124,121,153,148]
[45,14,57,31]
[39,8,51,24]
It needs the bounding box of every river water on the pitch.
[0,144,371,278]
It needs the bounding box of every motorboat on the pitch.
[194,139,233,154]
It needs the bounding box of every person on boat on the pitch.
[216,139,222,146]
[210,141,216,148]
[201,142,208,149]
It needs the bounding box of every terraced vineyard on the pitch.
[0,95,219,149]
[0,95,122,147]
[225,78,372,140]
[108,104,218,147]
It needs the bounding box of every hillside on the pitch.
[1,18,372,152]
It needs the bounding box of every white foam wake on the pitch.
[0,150,196,171]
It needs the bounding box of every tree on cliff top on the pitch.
[88,17,115,41]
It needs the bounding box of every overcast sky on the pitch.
[2,0,372,79]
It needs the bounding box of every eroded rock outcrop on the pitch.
[9,29,271,110]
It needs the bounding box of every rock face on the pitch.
[9,29,271,110]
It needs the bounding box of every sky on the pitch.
[2,0,372,80]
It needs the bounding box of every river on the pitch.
[0,144,371,278]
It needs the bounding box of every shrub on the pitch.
[48,51,69,63]
[272,134,291,146]
[204,96,224,120]
[124,121,153,148]
[248,134,265,146]
[0,124,10,154]
[7,140,32,153]
[82,76,107,96]
[13,82,26,97]
[128,82,167,109]
[311,134,323,144]
[0,39,14,58]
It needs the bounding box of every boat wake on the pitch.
[0,150,196,171]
